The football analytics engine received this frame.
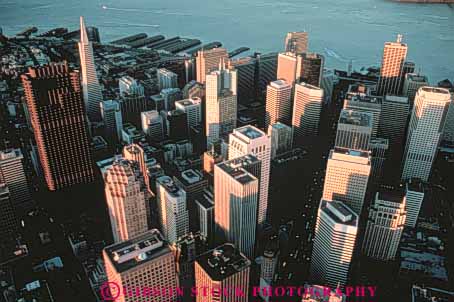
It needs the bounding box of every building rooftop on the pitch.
[406,73,428,83]
[180,169,204,185]
[331,147,371,162]
[156,175,184,196]
[384,95,409,104]
[407,178,424,193]
[420,86,451,96]
[411,285,454,302]
[196,243,250,281]
[338,109,372,127]
[195,187,214,209]
[216,160,258,185]
[270,79,291,89]
[175,97,202,107]
[234,125,265,140]
[104,229,171,273]
[378,189,405,204]
[323,199,357,225]
[0,148,23,161]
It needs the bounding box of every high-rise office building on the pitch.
[260,237,279,284]
[369,138,389,182]
[119,77,147,127]
[119,76,145,97]
[228,57,257,104]
[276,52,299,86]
[141,110,164,141]
[0,149,32,207]
[167,110,189,141]
[103,229,179,302]
[443,101,454,144]
[78,16,103,122]
[335,109,373,151]
[100,100,123,144]
[268,122,293,159]
[257,53,278,98]
[405,179,424,228]
[196,48,228,84]
[402,73,429,107]
[284,31,308,54]
[344,90,382,138]
[229,126,271,228]
[265,80,293,129]
[205,62,237,147]
[175,97,202,129]
[104,159,148,243]
[401,87,451,182]
[292,82,323,142]
[378,95,410,151]
[157,68,178,90]
[310,199,358,288]
[362,190,406,261]
[322,148,371,215]
[195,187,214,243]
[182,80,205,100]
[377,35,408,96]
[21,63,94,191]
[161,88,182,111]
[214,156,260,258]
[156,176,189,244]
[195,244,250,302]
[299,52,324,87]
[0,184,18,239]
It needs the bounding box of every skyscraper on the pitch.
[214,155,260,258]
[335,109,373,151]
[310,199,358,288]
[195,244,250,302]
[229,126,271,228]
[157,68,178,90]
[292,82,324,142]
[175,97,202,129]
[362,190,407,261]
[344,86,382,138]
[377,35,408,96]
[299,52,324,87]
[405,179,424,228]
[156,176,189,244]
[103,229,179,302]
[78,16,103,122]
[141,110,164,141]
[196,48,228,84]
[195,187,214,243]
[322,148,371,215]
[378,95,410,152]
[276,52,299,86]
[167,110,189,141]
[268,122,293,159]
[0,184,18,239]
[265,79,293,129]
[104,159,148,243]
[402,73,429,107]
[227,56,257,104]
[401,87,451,182]
[118,76,147,127]
[21,62,94,191]
[284,31,308,54]
[205,62,237,147]
[100,100,123,144]
[0,149,32,207]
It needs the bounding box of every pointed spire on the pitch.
[218,57,225,71]
[80,16,89,44]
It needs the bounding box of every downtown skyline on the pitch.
[0,8,453,302]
